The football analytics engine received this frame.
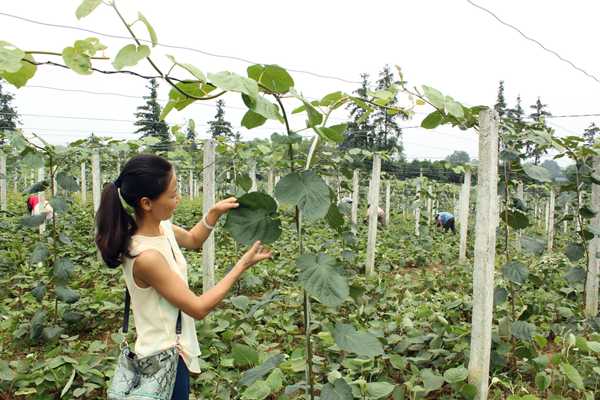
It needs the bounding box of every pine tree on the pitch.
[208,100,234,141]
[527,97,553,164]
[583,122,600,146]
[185,119,197,151]
[0,82,19,144]
[529,97,552,122]
[494,81,507,118]
[507,95,524,125]
[134,79,170,149]
[372,65,405,157]
[340,73,373,150]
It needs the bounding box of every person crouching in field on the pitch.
[365,203,385,225]
[435,211,455,233]
[26,194,54,220]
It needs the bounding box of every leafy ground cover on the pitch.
[1,192,599,399]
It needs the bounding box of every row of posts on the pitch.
[1,111,598,399]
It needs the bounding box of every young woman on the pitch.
[95,154,271,400]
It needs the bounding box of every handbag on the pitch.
[107,236,183,399]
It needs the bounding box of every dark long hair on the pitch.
[95,154,173,267]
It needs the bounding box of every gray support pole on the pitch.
[0,152,6,211]
[365,155,381,275]
[384,181,391,226]
[91,150,101,214]
[458,170,472,263]
[547,189,555,252]
[414,178,421,237]
[250,161,257,192]
[585,156,600,317]
[202,139,216,291]
[80,162,87,204]
[351,170,359,229]
[38,166,46,234]
[267,168,275,196]
[467,110,499,400]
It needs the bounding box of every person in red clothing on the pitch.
[26,194,54,219]
[26,194,40,214]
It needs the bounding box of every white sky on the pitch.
[2,0,599,164]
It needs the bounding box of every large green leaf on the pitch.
[56,286,80,304]
[326,202,345,232]
[274,170,330,221]
[332,323,383,357]
[522,164,552,183]
[535,372,551,392]
[31,242,49,264]
[520,235,545,255]
[443,366,468,383]
[239,354,285,386]
[0,41,25,73]
[236,173,253,192]
[511,321,535,341]
[314,124,347,143]
[296,253,349,308]
[54,258,74,284]
[365,382,395,399]
[241,380,271,400]
[31,282,46,303]
[223,192,281,246]
[21,214,47,228]
[501,209,529,229]
[241,110,267,129]
[502,261,529,285]
[27,180,49,194]
[49,197,68,214]
[138,13,158,47]
[62,38,106,75]
[493,287,508,307]
[560,363,584,390]
[421,86,445,110]
[0,360,16,381]
[444,96,464,119]
[29,310,47,341]
[166,55,206,82]
[0,54,36,88]
[421,369,444,393]
[565,267,586,283]
[56,172,79,192]
[320,378,353,400]
[565,243,585,262]
[76,0,102,19]
[242,94,282,121]
[248,64,294,94]
[112,44,150,70]
[161,81,215,119]
[421,111,444,129]
[302,100,323,127]
[232,344,259,367]
[271,132,302,145]
[208,71,258,98]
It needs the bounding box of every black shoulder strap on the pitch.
[122,230,183,335]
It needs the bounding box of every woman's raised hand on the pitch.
[210,197,239,217]
[238,241,272,270]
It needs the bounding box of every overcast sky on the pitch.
[2,0,599,164]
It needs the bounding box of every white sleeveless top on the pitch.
[122,220,201,374]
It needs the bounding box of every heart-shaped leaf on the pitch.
[223,192,281,245]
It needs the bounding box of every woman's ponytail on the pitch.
[95,181,137,267]
[94,154,173,268]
